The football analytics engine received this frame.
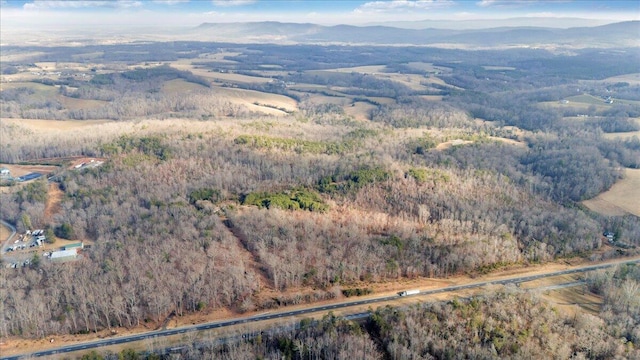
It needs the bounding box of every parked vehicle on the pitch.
[398,289,420,296]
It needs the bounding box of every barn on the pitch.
[17,172,42,182]
[50,249,78,262]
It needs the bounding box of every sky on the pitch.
[1,0,639,29]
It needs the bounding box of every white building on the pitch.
[50,249,78,262]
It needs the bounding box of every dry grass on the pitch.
[539,286,603,317]
[161,79,208,94]
[57,96,107,111]
[600,73,640,85]
[0,222,11,242]
[483,66,517,71]
[212,86,298,114]
[0,163,59,177]
[436,139,474,150]
[171,59,270,84]
[328,65,387,73]
[343,101,376,121]
[44,182,63,222]
[602,118,640,140]
[2,118,113,131]
[582,168,640,216]
[603,131,640,140]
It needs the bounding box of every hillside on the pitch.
[191,21,640,47]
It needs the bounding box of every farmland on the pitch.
[1,22,640,359]
[583,168,640,217]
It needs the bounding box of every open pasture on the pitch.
[603,118,640,140]
[171,59,271,84]
[600,73,640,85]
[344,101,376,121]
[1,118,112,132]
[405,62,452,73]
[318,66,429,91]
[161,78,209,94]
[212,86,298,114]
[0,81,105,110]
[582,168,640,217]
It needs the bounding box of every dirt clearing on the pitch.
[44,182,63,222]
[0,163,58,177]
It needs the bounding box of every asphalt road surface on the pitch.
[2,257,638,359]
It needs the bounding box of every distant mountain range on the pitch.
[191,20,640,47]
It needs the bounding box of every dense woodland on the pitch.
[1,40,640,356]
[72,265,640,359]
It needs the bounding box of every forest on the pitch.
[71,265,640,359]
[1,38,639,357]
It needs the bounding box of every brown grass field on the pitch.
[0,222,10,242]
[2,118,113,131]
[602,118,640,140]
[600,73,640,85]
[343,101,376,121]
[212,86,298,115]
[603,131,640,140]
[582,168,640,216]
[161,78,208,94]
[1,81,107,110]
[170,59,271,84]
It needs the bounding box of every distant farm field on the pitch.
[1,118,113,131]
[600,73,640,85]
[582,168,640,217]
[344,101,376,121]
[212,87,298,114]
[171,60,270,84]
[161,79,208,94]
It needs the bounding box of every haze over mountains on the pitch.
[193,20,640,47]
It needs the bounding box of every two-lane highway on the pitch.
[3,257,639,359]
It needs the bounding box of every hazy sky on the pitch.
[1,0,639,29]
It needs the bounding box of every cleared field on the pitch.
[582,168,640,217]
[1,81,109,110]
[600,73,640,85]
[540,284,602,317]
[196,51,242,64]
[436,139,473,150]
[161,78,208,94]
[420,95,444,101]
[212,86,298,114]
[171,59,271,84]
[482,66,516,71]
[0,163,59,177]
[566,94,611,105]
[1,118,112,131]
[0,81,58,94]
[318,66,429,91]
[343,101,376,121]
[406,62,452,73]
[603,131,640,140]
[0,223,10,242]
[328,65,387,73]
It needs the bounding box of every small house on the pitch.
[0,167,10,179]
[603,231,615,242]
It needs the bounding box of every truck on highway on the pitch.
[398,289,420,296]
